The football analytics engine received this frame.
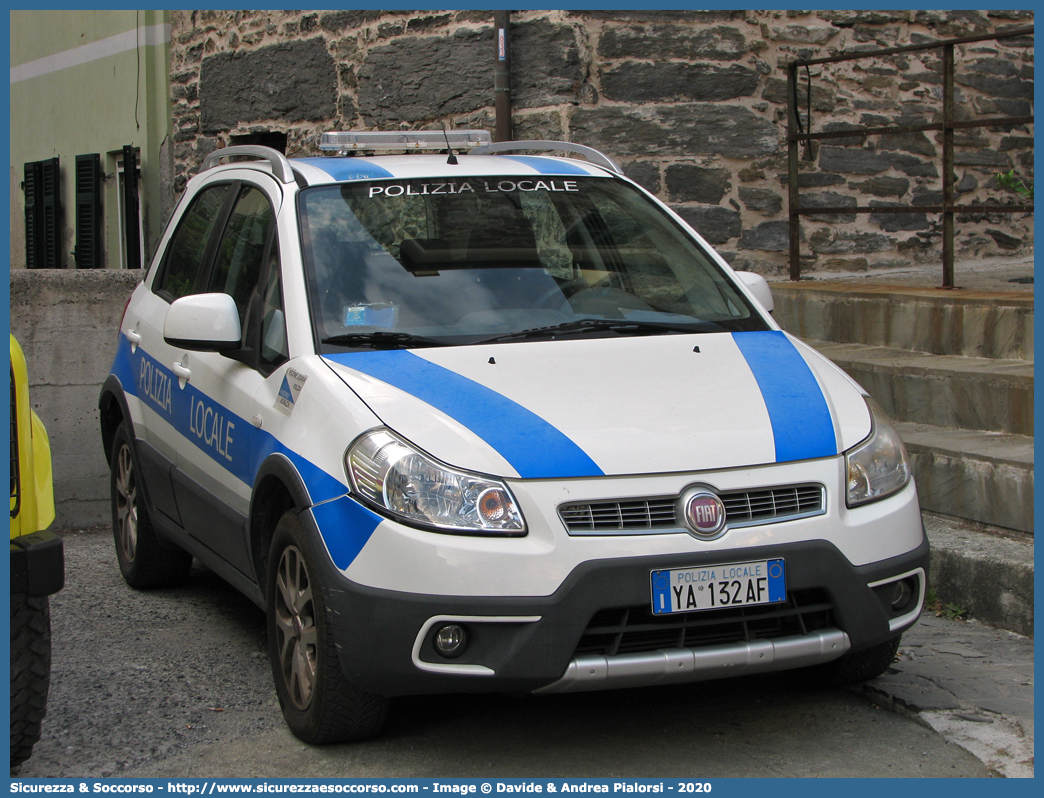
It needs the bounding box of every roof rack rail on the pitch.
[469,140,622,175]
[200,145,296,184]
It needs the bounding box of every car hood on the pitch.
[321,331,871,479]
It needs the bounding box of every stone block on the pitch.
[808,229,895,254]
[570,106,778,160]
[623,162,660,194]
[513,111,564,142]
[738,187,783,214]
[200,38,336,132]
[598,24,747,61]
[357,29,490,125]
[878,131,937,157]
[849,176,910,197]
[739,220,791,252]
[601,62,761,103]
[672,205,742,245]
[819,146,938,178]
[665,165,731,204]
[800,191,858,223]
[761,77,837,111]
[510,19,584,110]
[320,10,385,32]
[869,201,930,232]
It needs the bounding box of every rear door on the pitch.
[127,181,235,526]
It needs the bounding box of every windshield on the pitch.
[299,175,769,350]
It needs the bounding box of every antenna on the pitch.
[439,116,458,165]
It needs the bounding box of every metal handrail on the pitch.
[787,26,1034,286]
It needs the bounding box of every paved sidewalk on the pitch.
[855,612,1034,778]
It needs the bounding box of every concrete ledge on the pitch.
[809,340,1033,436]
[773,282,1034,361]
[10,269,144,529]
[897,423,1033,534]
[924,513,1034,637]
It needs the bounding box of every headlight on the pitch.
[845,397,912,507]
[346,429,526,535]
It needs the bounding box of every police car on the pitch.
[98,131,927,744]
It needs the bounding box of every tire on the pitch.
[10,593,51,768]
[110,422,192,588]
[824,635,901,686]
[266,511,389,744]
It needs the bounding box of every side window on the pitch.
[156,184,231,300]
[259,246,288,372]
[209,186,274,326]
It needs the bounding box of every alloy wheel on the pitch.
[273,544,318,710]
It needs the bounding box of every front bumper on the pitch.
[303,510,929,698]
[10,530,65,597]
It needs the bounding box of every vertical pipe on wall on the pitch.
[787,62,802,281]
[494,10,512,142]
[941,43,955,289]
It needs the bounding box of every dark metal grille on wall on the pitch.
[122,146,142,270]
[787,26,1034,287]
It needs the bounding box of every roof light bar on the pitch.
[319,130,493,153]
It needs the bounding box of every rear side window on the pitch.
[155,184,231,301]
[208,186,275,326]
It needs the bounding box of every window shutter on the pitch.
[75,154,102,268]
[23,158,62,268]
[23,162,42,269]
[41,158,60,268]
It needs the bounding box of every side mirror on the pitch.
[164,293,242,351]
[736,271,774,314]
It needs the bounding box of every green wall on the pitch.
[10,10,172,270]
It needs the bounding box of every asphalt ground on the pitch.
[11,526,1030,778]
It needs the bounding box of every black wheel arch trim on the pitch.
[248,452,319,598]
[98,374,133,464]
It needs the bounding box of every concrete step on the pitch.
[807,340,1033,436]
[923,512,1033,638]
[773,282,1033,361]
[897,423,1033,534]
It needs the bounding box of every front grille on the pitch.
[573,589,835,657]
[560,484,825,535]
[559,498,677,532]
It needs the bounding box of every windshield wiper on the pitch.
[478,317,723,344]
[321,331,448,349]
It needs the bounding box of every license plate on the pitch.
[650,558,786,615]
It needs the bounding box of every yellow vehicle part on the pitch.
[10,335,55,539]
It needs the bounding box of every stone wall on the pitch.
[169,9,1034,274]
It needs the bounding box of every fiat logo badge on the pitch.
[684,491,726,538]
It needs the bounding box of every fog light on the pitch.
[889,579,914,610]
[434,624,469,658]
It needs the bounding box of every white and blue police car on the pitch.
[99,131,927,744]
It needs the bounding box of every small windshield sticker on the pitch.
[275,368,308,416]
[367,180,578,199]
[344,303,398,328]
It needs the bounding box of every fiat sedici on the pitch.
[99,131,927,743]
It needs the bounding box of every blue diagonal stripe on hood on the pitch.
[325,350,604,479]
[731,331,838,462]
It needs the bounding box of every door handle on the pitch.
[126,328,141,351]
[172,361,191,385]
